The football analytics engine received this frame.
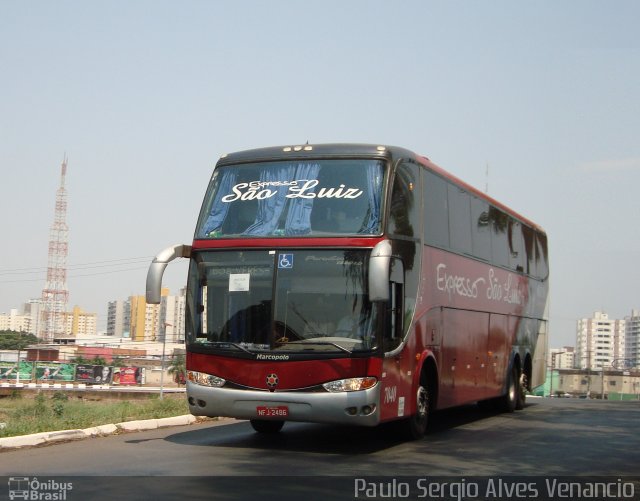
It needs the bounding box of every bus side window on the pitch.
[489,206,510,268]
[508,219,525,272]
[522,224,535,275]
[384,258,404,352]
[471,197,491,261]
[424,171,449,248]
[384,282,404,352]
[448,184,472,255]
[389,162,420,238]
[534,231,549,279]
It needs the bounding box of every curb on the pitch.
[0,414,200,451]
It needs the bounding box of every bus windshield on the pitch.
[195,159,384,238]
[186,249,378,354]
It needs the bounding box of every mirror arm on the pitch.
[146,244,192,304]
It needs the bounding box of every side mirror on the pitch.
[146,244,192,304]
[368,240,392,302]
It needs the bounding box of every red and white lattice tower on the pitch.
[41,157,70,341]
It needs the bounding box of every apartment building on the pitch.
[107,288,185,342]
[66,306,97,338]
[548,346,575,369]
[161,287,186,343]
[107,299,130,338]
[1,302,96,340]
[625,309,640,368]
[576,311,626,370]
[0,309,30,332]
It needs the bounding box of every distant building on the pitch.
[576,311,626,370]
[107,288,185,343]
[553,368,640,400]
[625,309,640,369]
[130,293,162,342]
[1,301,96,341]
[107,299,131,338]
[22,299,44,336]
[161,287,186,343]
[548,346,575,369]
[0,309,30,332]
[66,306,97,338]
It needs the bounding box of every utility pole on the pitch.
[549,351,565,397]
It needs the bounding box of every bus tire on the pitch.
[250,419,285,434]
[516,372,527,410]
[399,383,429,440]
[500,365,519,413]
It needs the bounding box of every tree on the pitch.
[111,356,128,367]
[71,355,108,366]
[0,330,40,350]
[168,353,186,386]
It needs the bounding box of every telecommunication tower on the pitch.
[41,157,70,341]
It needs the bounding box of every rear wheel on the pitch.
[398,384,429,440]
[250,419,284,434]
[516,372,528,410]
[499,365,519,413]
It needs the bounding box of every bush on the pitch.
[52,391,69,402]
[52,402,65,417]
[34,393,47,416]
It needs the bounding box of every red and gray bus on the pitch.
[146,143,548,439]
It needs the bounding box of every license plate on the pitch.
[256,406,289,417]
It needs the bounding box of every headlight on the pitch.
[322,377,377,393]
[187,370,226,388]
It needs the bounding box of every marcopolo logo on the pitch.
[256,354,290,361]
[8,477,73,500]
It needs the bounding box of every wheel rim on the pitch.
[416,385,428,421]
[508,370,517,403]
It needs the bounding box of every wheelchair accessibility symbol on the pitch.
[278,254,294,269]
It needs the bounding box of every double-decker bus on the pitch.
[146,143,548,439]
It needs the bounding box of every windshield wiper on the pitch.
[284,341,352,354]
[210,342,254,354]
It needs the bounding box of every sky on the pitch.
[1,1,639,347]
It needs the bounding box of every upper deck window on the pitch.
[196,159,384,238]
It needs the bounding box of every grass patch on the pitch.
[0,391,190,438]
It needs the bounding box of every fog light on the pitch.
[188,397,196,406]
[197,399,207,408]
[346,407,358,416]
[361,404,376,415]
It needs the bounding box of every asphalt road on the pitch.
[1,397,639,500]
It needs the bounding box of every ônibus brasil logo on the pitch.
[8,477,73,500]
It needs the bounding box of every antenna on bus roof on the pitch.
[485,162,489,194]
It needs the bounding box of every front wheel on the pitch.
[398,384,429,440]
[250,419,284,434]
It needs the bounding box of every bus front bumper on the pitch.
[186,381,381,427]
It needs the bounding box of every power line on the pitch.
[0,256,153,276]
[0,258,154,284]
[0,266,150,284]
